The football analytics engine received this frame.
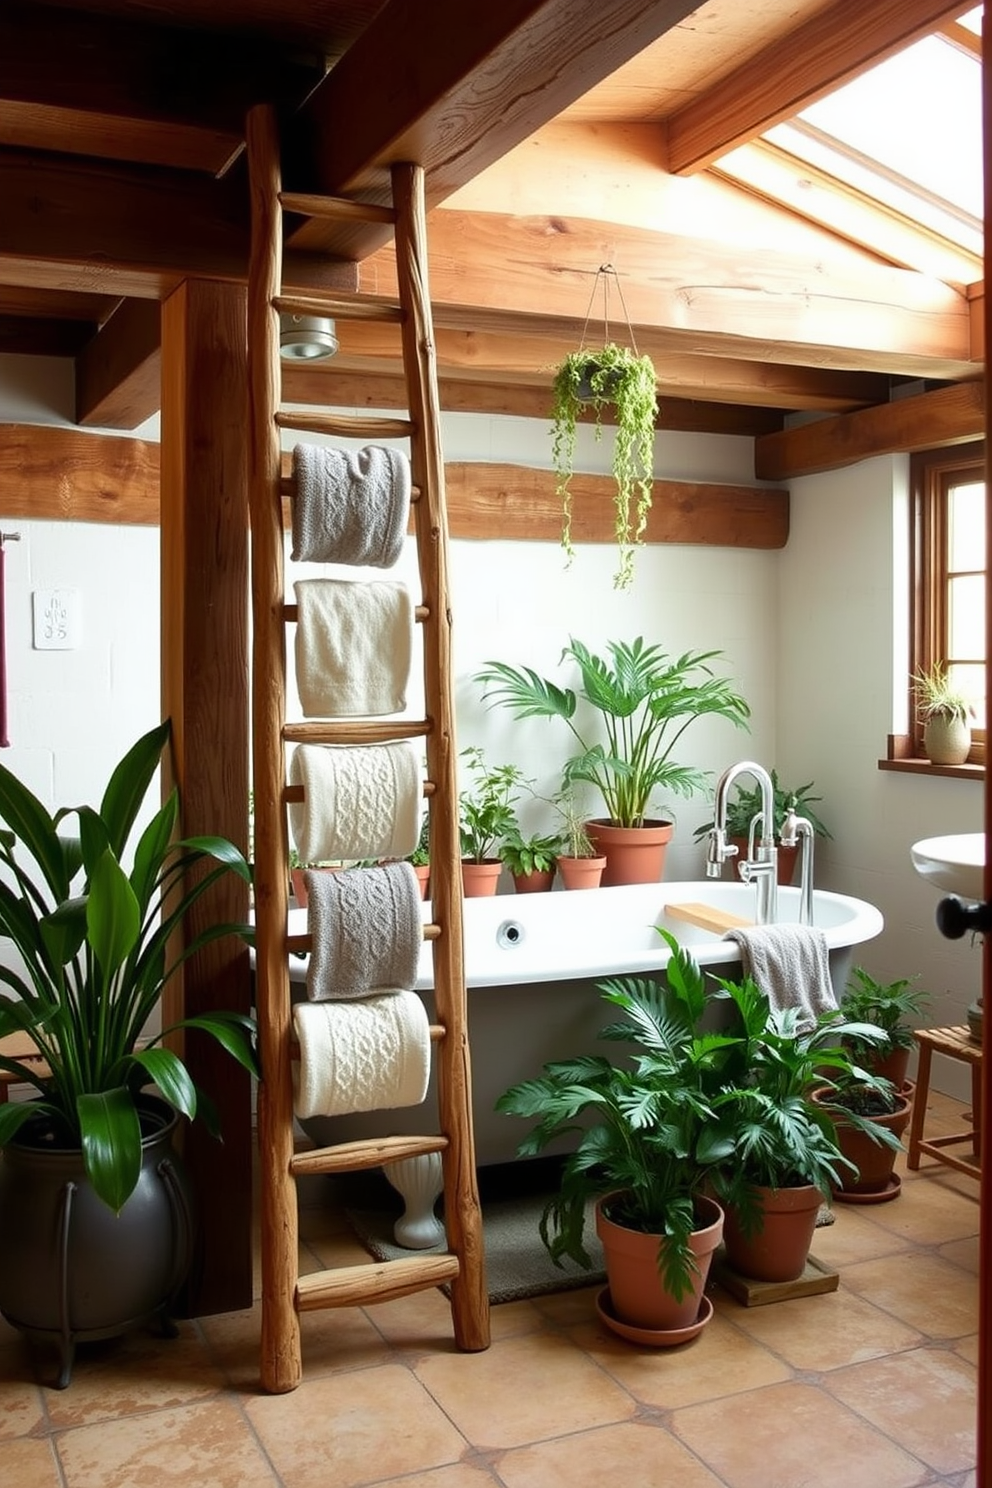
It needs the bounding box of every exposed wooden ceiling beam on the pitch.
[76,298,162,429]
[754,380,984,479]
[285,0,706,259]
[0,3,322,176]
[666,0,977,174]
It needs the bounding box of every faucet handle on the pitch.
[780,806,798,847]
[705,826,736,879]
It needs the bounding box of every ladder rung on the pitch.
[275,291,402,325]
[284,603,429,624]
[287,924,442,956]
[285,779,436,802]
[290,1132,448,1178]
[279,191,397,227]
[276,411,414,441]
[279,475,422,502]
[283,719,431,746]
[297,1254,460,1312]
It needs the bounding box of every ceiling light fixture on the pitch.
[279,313,339,361]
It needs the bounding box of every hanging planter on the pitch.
[550,266,658,591]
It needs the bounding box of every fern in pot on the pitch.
[551,342,658,590]
[0,720,257,1383]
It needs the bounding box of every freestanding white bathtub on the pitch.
[289,879,884,1167]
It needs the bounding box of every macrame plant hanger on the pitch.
[578,263,641,358]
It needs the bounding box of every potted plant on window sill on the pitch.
[476,636,750,887]
[0,720,258,1387]
[551,342,658,591]
[911,662,974,765]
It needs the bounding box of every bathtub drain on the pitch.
[496,920,525,950]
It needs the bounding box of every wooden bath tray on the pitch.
[664,902,753,935]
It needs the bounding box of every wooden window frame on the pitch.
[907,439,986,768]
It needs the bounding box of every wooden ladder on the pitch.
[245,104,490,1395]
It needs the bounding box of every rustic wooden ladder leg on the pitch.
[246,104,489,1395]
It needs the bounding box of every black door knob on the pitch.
[935,895,992,939]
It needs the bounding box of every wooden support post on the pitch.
[160,277,253,1317]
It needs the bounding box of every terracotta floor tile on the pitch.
[939,1234,980,1274]
[244,1360,469,1487]
[40,1321,228,1429]
[55,1397,278,1488]
[841,1251,978,1339]
[570,1304,791,1409]
[670,1379,929,1488]
[413,1329,636,1451]
[810,1205,913,1267]
[0,1436,62,1488]
[0,1341,47,1437]
[528,1282,605,1329]
[371,1465,501,1488]
[955,1333,980,1367]
[199,1297,390,1391]
[866,1179,980,1248]
[495,1417,725,1488]
[720,1283,922,1372]
[825,1346,977,1475]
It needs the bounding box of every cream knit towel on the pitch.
[288,741,421,864]
[306,861,423,1001]
[291,444,411,567]
[294,578,414,718]
[723,924,837,1031]
[292,991,430,1119]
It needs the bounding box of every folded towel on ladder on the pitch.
[306,861,423,1001]
[291,444,411,567]
[289,740,422,864]
[292,991,431,1119]
[723,923,837,1032]
[293,578,414,718]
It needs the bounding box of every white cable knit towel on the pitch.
[292,991,430,1119]
[294,578,414,718]
[289,741,421,864]
[723,924,837,1032]
[306,861,423,1001]
[291,444,411,567]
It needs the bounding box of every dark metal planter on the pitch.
[0,1095,194,1387]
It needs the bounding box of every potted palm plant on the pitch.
[836,966,930,1089]
[476,636,750,885]
[551,342,658,590]
[911,662,974,764]
[0,720,257,1386]
[496,935,737,1341]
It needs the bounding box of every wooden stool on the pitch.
[906,1025,982,1178]
[0,1031,50,1102]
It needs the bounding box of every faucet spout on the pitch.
[708,760,778,924]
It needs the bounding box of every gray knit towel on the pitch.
[294,578,414,717]
[291,443,411,566]
[292,991,430,1118]
[288,740,421,865]
[306,861,424,1001]
[723,924,837,1032]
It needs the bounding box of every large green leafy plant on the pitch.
[458,746,526,863]
[476,636,750,828]
[551,343,658,590]
[0,721,257,1212]
[496,935,739,1302]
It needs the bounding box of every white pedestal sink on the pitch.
[910,833,984,901]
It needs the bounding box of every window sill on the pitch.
[877,757,984,781]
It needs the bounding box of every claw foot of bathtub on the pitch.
[383,1152,446,1249]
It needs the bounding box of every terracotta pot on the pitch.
[557,855,606,890]
[813,1087,912,1196]
[411,863,430,899]
[511,868,555,894]
[723,1183,822,1283]
[461,859,502,897]
[866,1044,911,1089]
[595,1192,723,1332]
[585,819,674,886]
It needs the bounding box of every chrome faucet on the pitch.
[706,760,778,925]
[780,805,815,926]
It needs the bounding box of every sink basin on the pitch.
[911,833,984,900]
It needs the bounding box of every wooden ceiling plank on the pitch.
[76,298,162,430]
[287,0,706,256]
[666,0,977,174]
[0,101,243,177]
[754,381,985,480]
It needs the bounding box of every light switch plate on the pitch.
[32,589,81,650]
